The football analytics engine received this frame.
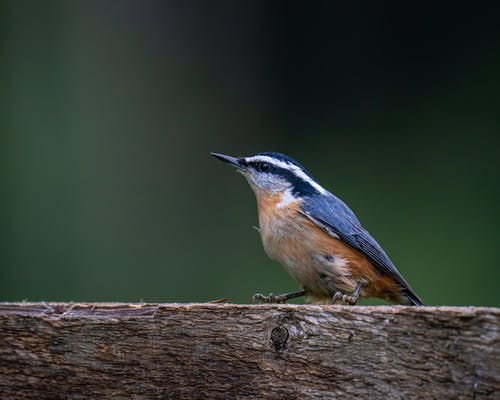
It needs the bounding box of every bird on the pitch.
[211,152,423,306]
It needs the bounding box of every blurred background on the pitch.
[1,1,499,306]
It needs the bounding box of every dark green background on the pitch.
[1,1,499,306]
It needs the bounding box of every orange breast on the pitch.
[255,190,403,304]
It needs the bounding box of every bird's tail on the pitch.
[402,288,424,306]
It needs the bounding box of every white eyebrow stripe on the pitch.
[245,155,328,195]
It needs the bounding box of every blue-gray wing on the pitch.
[301,194,423,305]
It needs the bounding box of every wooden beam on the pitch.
[0,303,498,399]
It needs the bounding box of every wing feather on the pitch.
[300,194,423,305]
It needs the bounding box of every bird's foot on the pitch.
[332,282,364,305]
[332,291,358,305]
[251,293,286,303]
[251,290,306,304]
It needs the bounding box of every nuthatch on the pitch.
[211,152,423,306]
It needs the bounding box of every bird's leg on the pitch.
[251,290,306,303]
[332,282,364,305]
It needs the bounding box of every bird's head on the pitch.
[211,152,327,198]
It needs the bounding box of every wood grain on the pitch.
[0,303,498,399]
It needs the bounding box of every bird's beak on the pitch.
[211,152,246,170]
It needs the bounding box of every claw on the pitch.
[332,291,342,304]
[268,294,286,303]
[251,290,306,304]
[251,293,269,303]
[332,291,358,305]
[331,282,363,305]
[251,293,285,303]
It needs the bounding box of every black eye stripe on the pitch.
[259,162,270,172]
[251,161,271,172]
[251,163,320,196]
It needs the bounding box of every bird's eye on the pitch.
[257,162,270,172]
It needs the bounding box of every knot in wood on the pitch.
[270,326,289,351]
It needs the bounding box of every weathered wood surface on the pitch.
[0,303,498,399]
